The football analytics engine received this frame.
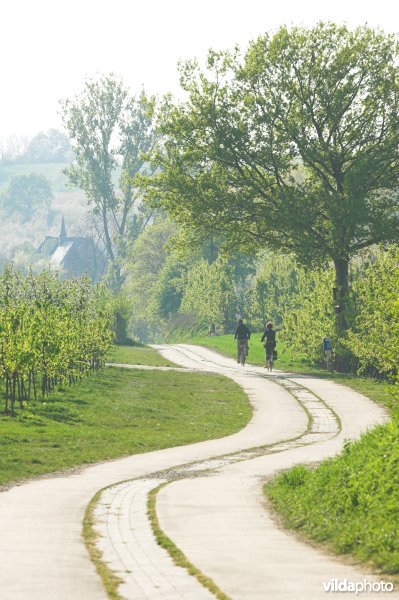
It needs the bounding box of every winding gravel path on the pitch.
[0,344,395,599]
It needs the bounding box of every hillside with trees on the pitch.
[0,129,89,271]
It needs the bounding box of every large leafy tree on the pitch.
[61,74,158,291]
[143,23,399,337]
[1,172,53,222]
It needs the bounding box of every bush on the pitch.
[345,247,399,377]
[282,267,335,363]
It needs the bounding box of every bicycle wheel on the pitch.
[326,351,333,372]
[240,346,246,366]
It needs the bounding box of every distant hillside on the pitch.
[0,161,128,270]
[0,162,122,192]
[0,162,94,269]
[0,162,72,192]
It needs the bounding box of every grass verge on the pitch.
[265,416,399,575]
[148,482,231,600]
[106,343,176,366]
[0,366,251,487]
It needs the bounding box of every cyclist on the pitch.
[261,322,276,368]
[234,319,251,363]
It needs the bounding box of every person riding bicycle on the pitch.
[261,322,276,368]
[234,319,251,363]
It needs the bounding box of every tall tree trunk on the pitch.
[333,257,351,372]
[102,203,115,262]
[333,258,349,338]
[101,202,123,292]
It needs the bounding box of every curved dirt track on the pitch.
[0,344,395,599]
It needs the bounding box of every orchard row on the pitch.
[0,267,113,412]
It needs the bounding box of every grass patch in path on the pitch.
[106,344,176,366]
[83,488,124,600]
[0,367,250,488]
[148,483,231,600]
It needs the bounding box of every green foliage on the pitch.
[21,129,73,164]
[125,216,255,340]
[283,267,336,363]
[152,254,186,320]
[180,256,237,331]
[142,23,399,339]
[125,217,183,340]
[110,289,133,343]
[345,247,399,376]
[0,266,113,412]
[124,210,399,379]
[1,172,53,222]
[248,253,299,327]
[146,23,399,263]
[266,418,399,573]
[61,74,158,291]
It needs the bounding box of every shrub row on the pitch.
[0,267,113,412]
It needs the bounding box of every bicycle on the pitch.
[239,341,247,366]
[266,349,274,372]
[325,348,333,372]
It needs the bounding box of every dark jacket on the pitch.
[234,323,251,340]
[261,329,276,344]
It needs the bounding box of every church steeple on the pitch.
[59,217,67,246]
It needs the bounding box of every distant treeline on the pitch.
[0,129,73,165]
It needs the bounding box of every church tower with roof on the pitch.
[37,217,105,281]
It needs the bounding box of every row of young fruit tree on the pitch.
[0,267,113,412]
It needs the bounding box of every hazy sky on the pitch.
[2,0,399,138]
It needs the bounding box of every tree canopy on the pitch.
[1,172,53,222]
[142,23,399,335]
[61,74,158,291]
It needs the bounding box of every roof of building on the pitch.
[50,242,74,266]
[37,218,105,281]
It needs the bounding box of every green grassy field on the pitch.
[0,162,122,191]
[0,345,251,487]
[106,343,176,366]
